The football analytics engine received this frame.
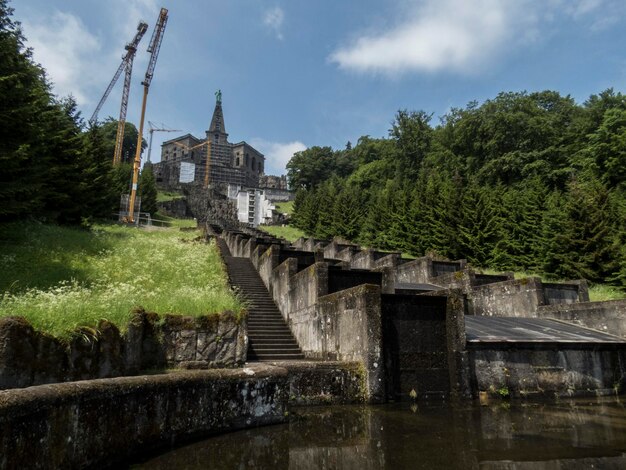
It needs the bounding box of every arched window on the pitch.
[252,157,256,170]
[235,157,240,166]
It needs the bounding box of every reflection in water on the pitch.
[134,398,626,469]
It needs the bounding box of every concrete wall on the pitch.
[469,278,590,318]
[323,241,357,260]
[543,280,589,304]
[469,345,626,398]
[393,257,466,285]
[0,365,288,469]
[538,299,626,338]
[469,277,545,317]
[350,249,398,270]
[282,361,368,405]
[258,244,281,291]
[0,310,247,390]
[315,285,385,403]
[381,295,450,400]
[272,258,298,321]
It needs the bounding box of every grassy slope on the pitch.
[259,225,306,243]
[156,190,184,203]
[0,222,241,338]
[274,200,294,215]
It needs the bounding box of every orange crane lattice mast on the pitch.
[128,8,168,222]
[89,21,148,165]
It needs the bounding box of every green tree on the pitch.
[287,146,335,190]
[0,0,50,220]
[99,119,145,164]
[139,163,158,216]
[80,124,116,219]
[390,109,433,179]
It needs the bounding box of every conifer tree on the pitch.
[139,164,158,216]
[0,0,50,220]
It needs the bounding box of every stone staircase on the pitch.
[217,239,304,361]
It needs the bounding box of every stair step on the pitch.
[248,353,305,360]
[250,339,299,345]
[250,343,301,350]
[220,240,303,361]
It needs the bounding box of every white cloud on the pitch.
[250,139,307,175]
[329,0,617,75]
[263,6,285,40]
[22,12,101,105]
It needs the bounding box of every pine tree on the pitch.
[80,124,115,219]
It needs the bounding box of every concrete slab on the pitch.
[465,316,626,344]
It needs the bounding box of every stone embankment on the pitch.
[0,309,247,390]
[0,360,367,468]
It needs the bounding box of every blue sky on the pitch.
[13,0,626,175]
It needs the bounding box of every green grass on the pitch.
[0,221,242,338]
[154,212,198,228]
[157,190,184,203]
[274,200,294,215]
[259,224,306,242]
[588,284,626,302]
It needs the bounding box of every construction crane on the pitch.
[128,7,168,222]
[89,21,148,165]
[146,121,180,163]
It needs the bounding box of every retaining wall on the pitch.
[469,344,626,398]
[0,310,247,390]
[538,299,626,338]
[0,365,287,469]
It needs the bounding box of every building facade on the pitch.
[154,94,265,189]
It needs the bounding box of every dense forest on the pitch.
[0,1,154,225]
[288,90,626,287]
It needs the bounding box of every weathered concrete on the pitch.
[382,290,471,401]
[315,285,385,403]
[469,278,590,318]
[538,299,626,338]
[0,365,288,469]
[466,316,626,398]
[469,277,545,317]
[469,346,626,398]
[0,310,247,390]
[394,256,467,285]
[277,360,368,405]
[272,258,298,321]
[258,244,281,291]
[323,241,358,260]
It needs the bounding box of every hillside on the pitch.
[287,90,626,290]
[0,222,242,338]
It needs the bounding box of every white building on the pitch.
[227,184,275,227]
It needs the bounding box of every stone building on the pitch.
[259,174,288,190]
[154,93,265,189]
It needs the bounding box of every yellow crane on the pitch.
[89,21,148,165]
[128,8,168,222]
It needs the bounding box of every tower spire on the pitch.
[209,90,226,135]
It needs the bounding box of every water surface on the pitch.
[134,397,626,469]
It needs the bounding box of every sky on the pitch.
[12,0,626,175]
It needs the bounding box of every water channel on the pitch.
[133,397,626,469]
